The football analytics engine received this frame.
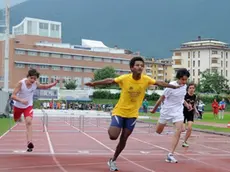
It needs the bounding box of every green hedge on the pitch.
[93,91,120,99]
[197,94,229,103]
[92,90,160,100]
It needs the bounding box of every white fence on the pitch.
[0,90,10,116]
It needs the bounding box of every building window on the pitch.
[198,69,200,75]
[94,57,102,62]
[122,60,129,64]
[188,61,190,68]
[39,22,48,29]
[63,67,72,71]
[62,54,72,59]
[113,59,121,64]
[198,60,200,67]
[28,64,37,69]
[74,67,82,72]
[212,50,218,54]
[15,64,25,68]
[193,51,195,58]
[212,59,218,64]
[212,68,217,73]
[84,68,93,73]
[198,51,200,58]
[28,51,37,56]
[51,66,60,70]
[193,69,195,76]
[221,52,223,58]
[51,76,60,84]
[62,77,71,83]
[226,52,228,59]
[221,70,223,76]
[83,77,92,88]
[83,56,92,61]
[40,65,49,70]
[40,52,50,57]
[74,77,82,88]
[51,24,59,31]
[15,50,25,55]
[226,61,228,68]
[39,76,49,84]
[221,61,223,67]
[27,20,37,35]
[73,56,82,60]
[193,61,195,67]
[51,53,61,58]
[188,52,190,58]
[226,70,228,77]
[50,24,60,38]
[39,22,49,37]
[104,58,112,63]
[198,78,200,83]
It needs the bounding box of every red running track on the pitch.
[0,117,229,172]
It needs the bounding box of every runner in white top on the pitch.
[151,68,191,163]
[11,69,58,152]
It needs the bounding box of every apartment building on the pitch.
[172,37,230,83]
[0,17,138,90]
[144,58,173,82]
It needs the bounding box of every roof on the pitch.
[82,39,108,48]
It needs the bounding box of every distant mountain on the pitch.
[4,0,230,58]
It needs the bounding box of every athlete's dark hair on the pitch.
[176,68,190,79]
[27,68,40,78]
[129,56,145,68]
[187,82,195,91]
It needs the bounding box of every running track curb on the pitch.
[137,120,230,137]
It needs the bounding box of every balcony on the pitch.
[211,54,221,59]
[173,64,183,69]
[158,67,164,70]
[146,66,152,70]
[146,72,152,76]
[158,73,164,76]
[172,55,182,60]
[211,63,220,68]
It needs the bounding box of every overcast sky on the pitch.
[0,0,27,9]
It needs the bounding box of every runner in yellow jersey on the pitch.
[85,56,179,171]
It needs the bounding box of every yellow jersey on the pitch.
[112,74,156,118]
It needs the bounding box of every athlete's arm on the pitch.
[194,102,199,114]
[85,78,116,87]
[11,82,27,104]
[151,95,165,113]
[36,80,58,89]
[183,100,192,111]
[154,81,180,89]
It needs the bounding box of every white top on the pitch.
[14,78,37,108]
[160,81,187,115]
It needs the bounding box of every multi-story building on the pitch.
[144,58,154,77]
[0,17,138,90]
[144,58,173,83]
[154,58,173,82]
[172,36,230,83]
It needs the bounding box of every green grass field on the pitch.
[92,99,230,112]
[142,112,230,133]
[0,118,13,136]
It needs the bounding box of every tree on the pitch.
[64,80,77,90]
[199,69,229,94]
[93,66,119,89]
